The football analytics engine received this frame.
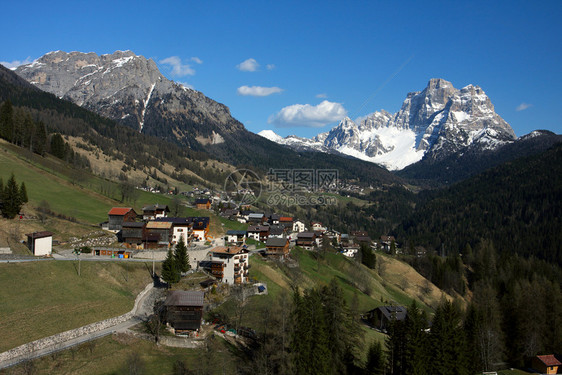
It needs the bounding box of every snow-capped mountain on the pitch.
[14,50,244,148]
[260,79,516,170]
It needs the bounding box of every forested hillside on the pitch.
[395,142,562,265]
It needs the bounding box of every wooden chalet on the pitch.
[121,222,146,248]
[164,290,205,333]
[154,217,192,245]
[265,237,290,258]
[142,204,169,221]
[380,235,396,252]
[195,198,211,210]
[532,355,561,374]
[146,221,173,248]
[296,232,317,250]
[365,305,407,331]
[107,207,138,231]
[248,213,266,225]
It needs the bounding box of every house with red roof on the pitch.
[532,355,561,374]
[107,207,138,232]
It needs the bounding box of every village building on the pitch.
[532,355,561,374]
[311,221,326,233]
[225,230,246,245]
[265,237,290,258]
[365,306,407,331]
[107,207,138,232]
[154,217,192,246]
[142,204,169,221]
[187,217,210,242]
[267,225,287,238]
[164,290,205,333]
[296,232,317,250]
[194,198,211,210]
[26,231,53,256]
[247,225,270,242]
[208,246,250,284]
[248,213,266,225]
[121,222,146,248]
[380,235,396,252]
[146,221,173,248]
[292,219,306,233]
[268,214,281,225]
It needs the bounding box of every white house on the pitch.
[209,246,250,284]
[293,219,306,233]
[26,231,53,256]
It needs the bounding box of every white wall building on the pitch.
[26,231,53,256]
[293,220,306,233]
[210,246,250,284]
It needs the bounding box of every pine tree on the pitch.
[2,174,22,219]
[19,182,28,204]
[404,300,430,375]
[50,133,66,159]
[161,248,179,286]
[365,341,385,375]
[33,121,47,155]
[0,100,14,142]
[174,236,190,273]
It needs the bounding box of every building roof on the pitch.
[142,204,169,212]
[377,306,407,321]
[536,355,562,367]
[164,290,204,307]
[146,221,173,229]
[248,225,270,232]
[297,232,316,239]
[195,198,211,204]
[226,230,247,235]
[211,246,248,255]
[266,237,289,247]
[26,231,53,239]
[248,213,265,219]
[108,207,135,216]
[122,222,145,228]
[381,235,396,242]
[154,217,190,225]
[279,216,293,222]
[269,227,285,236]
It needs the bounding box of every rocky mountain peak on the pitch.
[15,50,244,146]
[261,79,517,170]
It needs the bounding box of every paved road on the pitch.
[0,281,165,370]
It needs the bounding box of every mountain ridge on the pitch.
[261,78,516,170]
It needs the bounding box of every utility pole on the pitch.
[73,248,81,276]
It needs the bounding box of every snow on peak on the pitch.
[258,130,283,143]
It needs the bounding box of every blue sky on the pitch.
[1,1,561,138]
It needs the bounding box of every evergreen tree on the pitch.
[2,174,22,219]
[404,300,429,375]
[174,236,190,273]
[0,178,4,202]
[365,341,385,375]
[50,133,66,159]
[33,121,47,155]
[161,248,180,286]
[19,182,28,204]
[361,242,376,269]
[0,100,14,142]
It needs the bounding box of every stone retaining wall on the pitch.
[0,282,153,366]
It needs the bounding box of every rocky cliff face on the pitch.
[15,50,244,148]
[261,79,517,170]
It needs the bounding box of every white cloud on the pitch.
[516,102,532,111]
[237,58,260,72]
[191,57,203,64]
[266,64,275,70]
[316,93,327,98]
[237,85,284,96]
[268,100,347,128]
[0,57,33,70]
[160,56,196,76]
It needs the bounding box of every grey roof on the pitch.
[226,230,247,235]
[378,305,407,321]
[269,227,285,236]
[122,222,145,228]
[143,204,169,212]
[248,225,269,232]
[154,217,190,225]
[297,232,316,239]
[248,213,264,219]
[266,237,289,247]
[164,291,204,307]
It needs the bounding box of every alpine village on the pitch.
[0,11,561,375]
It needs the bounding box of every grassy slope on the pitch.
[0,261,155,352]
